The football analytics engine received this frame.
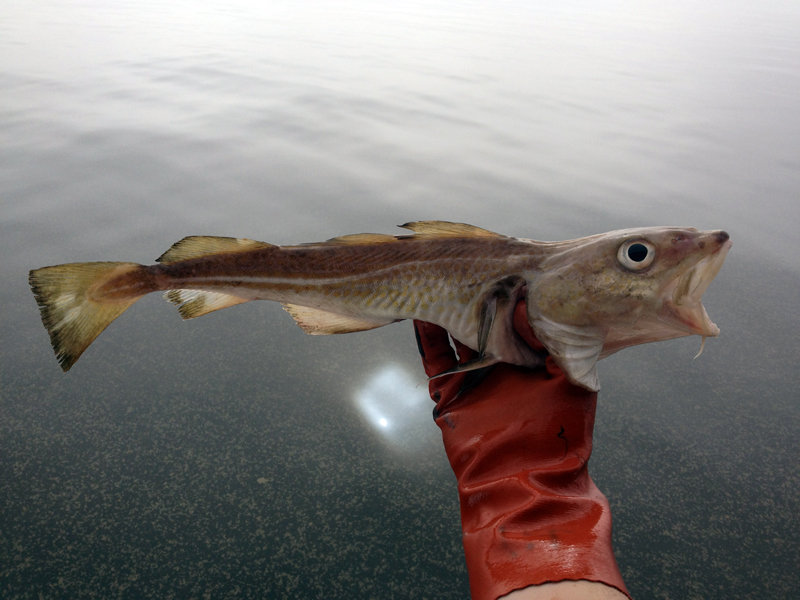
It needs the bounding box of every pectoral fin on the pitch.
[429,353,501,379]
[532,317,605,392]
[477,295,497,359]
[430,275,527,380]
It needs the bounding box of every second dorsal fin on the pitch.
[156,236,274,264]
[399,221,505,238]
[299,233,400,247]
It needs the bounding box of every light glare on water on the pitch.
[354,365,433,451]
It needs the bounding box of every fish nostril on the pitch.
[716,230,730,242]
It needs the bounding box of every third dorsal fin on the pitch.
[399,221,504,238]
[156,236,274,264]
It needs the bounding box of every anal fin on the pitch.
[165,289,251,319]
[282,303,397,335]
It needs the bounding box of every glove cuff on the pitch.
[458,477,629,599]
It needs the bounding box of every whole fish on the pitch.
[28,221,731,391]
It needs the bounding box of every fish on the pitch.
[28,221,731,391]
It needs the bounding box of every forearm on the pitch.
[503,580,630,600]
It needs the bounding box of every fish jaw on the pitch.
[656,231,731,338]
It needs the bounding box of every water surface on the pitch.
[1,1,799,598]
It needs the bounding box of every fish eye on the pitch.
[617,239,655,271]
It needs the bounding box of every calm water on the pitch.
[2,1,799,598]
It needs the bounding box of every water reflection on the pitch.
[354,364,434,451]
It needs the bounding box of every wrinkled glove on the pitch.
[413,300,630,600]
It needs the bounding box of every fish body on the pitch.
[29,221,731,391]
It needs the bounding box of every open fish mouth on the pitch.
[658,230,732,338]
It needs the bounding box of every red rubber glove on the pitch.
[413,300,630,600]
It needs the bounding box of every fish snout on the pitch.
[695,229,731,253]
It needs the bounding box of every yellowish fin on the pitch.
[315,233,399,246]
[165,289,251,319]
[282,303,396,335]
[156,236,273,263]
[399,220,504,238]
[29,262,143,371]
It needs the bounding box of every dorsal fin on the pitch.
[399,221,504,238]
[303,233,400,247]
[156,236,274,264]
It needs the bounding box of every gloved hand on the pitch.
[413,300,630,600]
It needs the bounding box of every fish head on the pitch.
[524,227,732,391]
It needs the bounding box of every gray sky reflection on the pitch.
[354,363,435,452]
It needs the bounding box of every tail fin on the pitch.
[29,262,144,371]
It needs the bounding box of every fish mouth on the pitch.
[658,230,731,337]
